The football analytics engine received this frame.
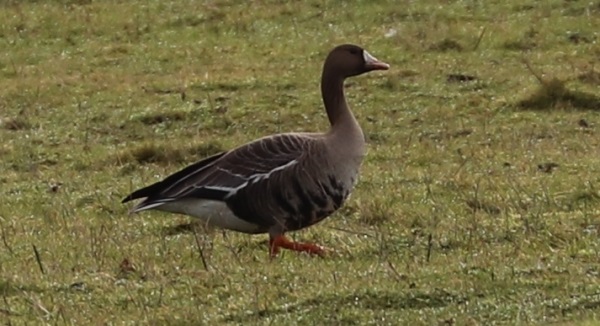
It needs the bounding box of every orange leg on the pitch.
[269,234,326,258]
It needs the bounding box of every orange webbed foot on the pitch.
[269,234,328,258]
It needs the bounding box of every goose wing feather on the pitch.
[122,133,316,212]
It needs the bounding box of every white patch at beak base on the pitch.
[363,50,378,64]
[363,50,390,70]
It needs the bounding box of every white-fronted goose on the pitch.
[122,44,389,257]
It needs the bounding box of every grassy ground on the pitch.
[1,0,599,324]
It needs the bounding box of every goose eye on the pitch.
[349,48,359,55]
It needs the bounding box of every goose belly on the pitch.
[157,199,264,234]
[283,169,361,231]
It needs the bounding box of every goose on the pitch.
[122,44,389,257]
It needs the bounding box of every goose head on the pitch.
[323,44,390,78]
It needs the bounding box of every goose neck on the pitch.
[321,72,351,128]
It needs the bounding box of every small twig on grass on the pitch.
[192,229,210,271]
[180,87,187,102]
[252,280,263,318]
[1,223,14,255]
[386,260,407,283]
[92,190,112,215]
[122,283,141,309]
[473,26,486,51]
[1,293,19,317]
[224,244,243,265]
[79,101,91,152]
[426,233,433,263]
[291,18,300,38]
[206,92,215,112]
[22,292,51,318]
[9,58,19,77]
[56,306,67,324]
[522,58,545,84]
[220,232,244,266]
[32,244,45,275]
[156,285,164,306]
[89,225,108,269]
[0,307,18,317]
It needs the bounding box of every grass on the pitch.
[1,0,599,324]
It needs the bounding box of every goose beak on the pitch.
[364,50,390,70]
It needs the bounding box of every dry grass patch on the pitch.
[0,116,31,130]
[518,78,600,111]
[114,141,223,166]
[428,38,464,52]
[136,110,189,126]
[578,70,600,85]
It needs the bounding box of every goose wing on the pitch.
[122,133,315,212]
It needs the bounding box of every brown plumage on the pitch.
[122,44,389,257]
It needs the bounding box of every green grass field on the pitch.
[1,0,599,324]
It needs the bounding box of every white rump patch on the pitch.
[158,199,262,233]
